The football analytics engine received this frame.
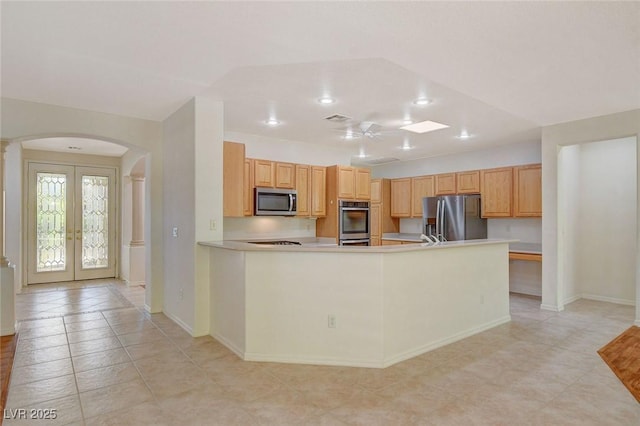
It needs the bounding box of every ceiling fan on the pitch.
[325,114,403,140]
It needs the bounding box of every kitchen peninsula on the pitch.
[200,239,511,368]
[200,240,510,368]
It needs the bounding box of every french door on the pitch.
[27,163,117,284]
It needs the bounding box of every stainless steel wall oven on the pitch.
[338,200,370,246]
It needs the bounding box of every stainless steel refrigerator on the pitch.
[422,195,487,241]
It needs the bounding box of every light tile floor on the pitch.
[5,281,640,425]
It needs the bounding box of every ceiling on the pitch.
[21,137,128,157]
[2,2,639,163]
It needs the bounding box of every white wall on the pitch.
[163,100,197,332]
[558,144,581,302]
[224,217,316,240]
[5,142,22,291]
[541,109,640,323]
[1,98,164,313]
[372,140,541,178]
[225,131,351,166]
[163,97,223,336]
[576,138,637,304]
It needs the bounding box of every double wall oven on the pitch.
[338,200,370,246]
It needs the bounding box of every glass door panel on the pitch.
[27,164,117,284]
[74,167,116,280]
[27,164,75,284]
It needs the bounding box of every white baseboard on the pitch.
[162,310,194,336]
[216,315,512,369]
[243,351,384,368]
[1,325,16,336]
[382,315,512,368]
[581,293,635,306]
[125,280,145,287]
[210,332,245,359]
[563,294,582,305]
[540,303,564,312]
[635,319,640,326]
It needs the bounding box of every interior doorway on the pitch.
[26,162,117,284]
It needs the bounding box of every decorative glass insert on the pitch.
[82,175,109,269]
[36,173,67,272]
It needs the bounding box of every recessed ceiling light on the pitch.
[265,118,280,126]
[402,119,413,125]
[412,98,431,106]
[457,130,472,139]
[401,120,449,134]
[318,97,335,104]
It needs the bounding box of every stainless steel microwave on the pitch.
[255,188,297,216]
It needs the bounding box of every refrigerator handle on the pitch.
[435,198,441,240]
[439,198,447,242]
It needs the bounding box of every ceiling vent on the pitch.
[324,114,352,123]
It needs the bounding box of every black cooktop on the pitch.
[247,240,302,246]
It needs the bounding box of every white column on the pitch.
[0,140,7,267]
[130,175,145,246]
[1,140,16,336]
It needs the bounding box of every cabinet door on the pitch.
[295,164,310,216]
[310,166,327,217]
[481,167,513,217]
[275,162,296,189]
[514,164,542,217]
[243,158,254,216]
[456,171,480,194]
[355,168,371,200]
[337,166,355,199]
[390,178,411,217]
[435,173,456,195]
[370,203,381,237]
[370,179,382,203]
[411,175,435,217]
[254,159,274,187]
[223,142,245,217]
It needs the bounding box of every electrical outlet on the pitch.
[328,315,336,328]
[172,227,178,237]
[210,219,217,231]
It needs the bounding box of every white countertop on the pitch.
[199,238,515,253]
[509,242,542,254]
[381,233,423,242]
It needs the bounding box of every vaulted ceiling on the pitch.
[2,2,638,162]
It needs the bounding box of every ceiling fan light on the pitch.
[412,98,431,106]
[318,97,335,104]
[265,118,280,126]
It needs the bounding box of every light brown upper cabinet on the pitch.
[295,164,310,216]
[310,166,327,217]
[456,171,480,194]
[337,166,356,199]
[480,167,513,217]
[275,162,296,189]
[513,164,542,217]
[223,141,245,217]
[411,175,435,217]
[334,165,370,200]
[370,179,382,203]
[390,178,411,217]
[254,159,274,187]
[355,168,371,200]
[243,158,254,216]
[435,173,456,195]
